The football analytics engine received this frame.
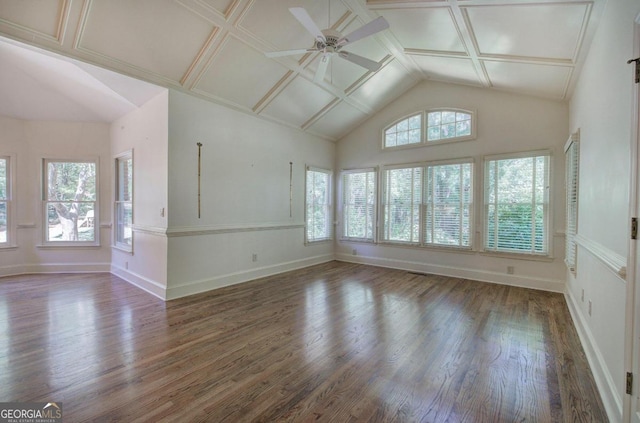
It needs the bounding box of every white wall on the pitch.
[0,116,112,275]
[567,1,640,420]
[165,90,335,299]
[336,80,569,292]
[110,90,169,299]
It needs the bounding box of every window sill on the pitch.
[305,238,333,246]
[479,251,554,262]
[112,245,133,254]
[37,243,102,250]
[0,244,18,251]
[340,238,376,244]
[378,241,475,254]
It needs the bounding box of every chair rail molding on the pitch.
[574,233,627,280]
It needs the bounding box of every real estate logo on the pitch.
[0,402,62,423]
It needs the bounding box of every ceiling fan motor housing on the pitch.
[316,28,343,52]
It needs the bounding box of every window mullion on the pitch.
[530,157,537,254]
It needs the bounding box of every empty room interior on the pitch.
[1,0,640,421]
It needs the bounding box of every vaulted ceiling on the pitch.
[0,0,604,141]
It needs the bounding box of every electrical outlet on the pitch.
[581,289,584,302]
[125,261,129,270]
[588,300,592,316]
[252,253,258,262]
[352,249,357,256]
[160,207,165,217]
[507,266,514,275]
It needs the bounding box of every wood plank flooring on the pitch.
[0,262,607,422]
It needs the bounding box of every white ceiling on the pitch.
[0,0,604,140]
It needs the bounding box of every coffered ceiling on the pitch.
[0,0,604,141]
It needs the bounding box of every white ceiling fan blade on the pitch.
[313,54,331,84]
[289,7,325,42]
[265,48,316,58]
[339,51,381,72]
[337,16,389,47]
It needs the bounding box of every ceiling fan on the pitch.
[265,7,389,83]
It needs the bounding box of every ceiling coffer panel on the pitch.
[464,4,589,60]
[77,0,217,82]
[411,55,482,86]
[194,35,290,110]
[0,0,65,40]
[381,7,466,53]
[484,60,572,99]
[308,101,368,140]
[260,76,337,128]
[349,60,417,111]
[197,0,236,18]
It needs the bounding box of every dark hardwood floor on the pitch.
[0,261,607,422]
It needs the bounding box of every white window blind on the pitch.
[0,156,8,245]
[115,152,133,251]
[306,167,332,242]
[342,169,376,241]
[484,152,550,255]
[382,166,422,243]
[425,161,473,247]
[565,134,579,272]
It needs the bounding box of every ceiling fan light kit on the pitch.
[265,6,389,83]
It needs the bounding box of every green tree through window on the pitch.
[44,160,97,243]
[306,167,332,242]
[484,153,549,254]
[343,170,376,241]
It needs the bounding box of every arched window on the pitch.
[383,109,475,150]
[426,109,474,142]
[383,113,422,148]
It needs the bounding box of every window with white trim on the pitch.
[484,152,550,255]
[382,161,474,248]
[565,134,579,272]
[382,166,422,243]
[306,167,332,243]
[43,159,98,245]
[383,109,475,150]
[115,152,133,251]
[383,113,422,148]
[0,156,9,246]
[427,110,473,142]
[424,161,473,248]
[342,169,376,241]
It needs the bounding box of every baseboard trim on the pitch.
[165,254,335,300]
[0,262,110,277]
[335,253,565,292]
[565,290,622,423]
[110,265,167,300]
[0,264,28,278]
